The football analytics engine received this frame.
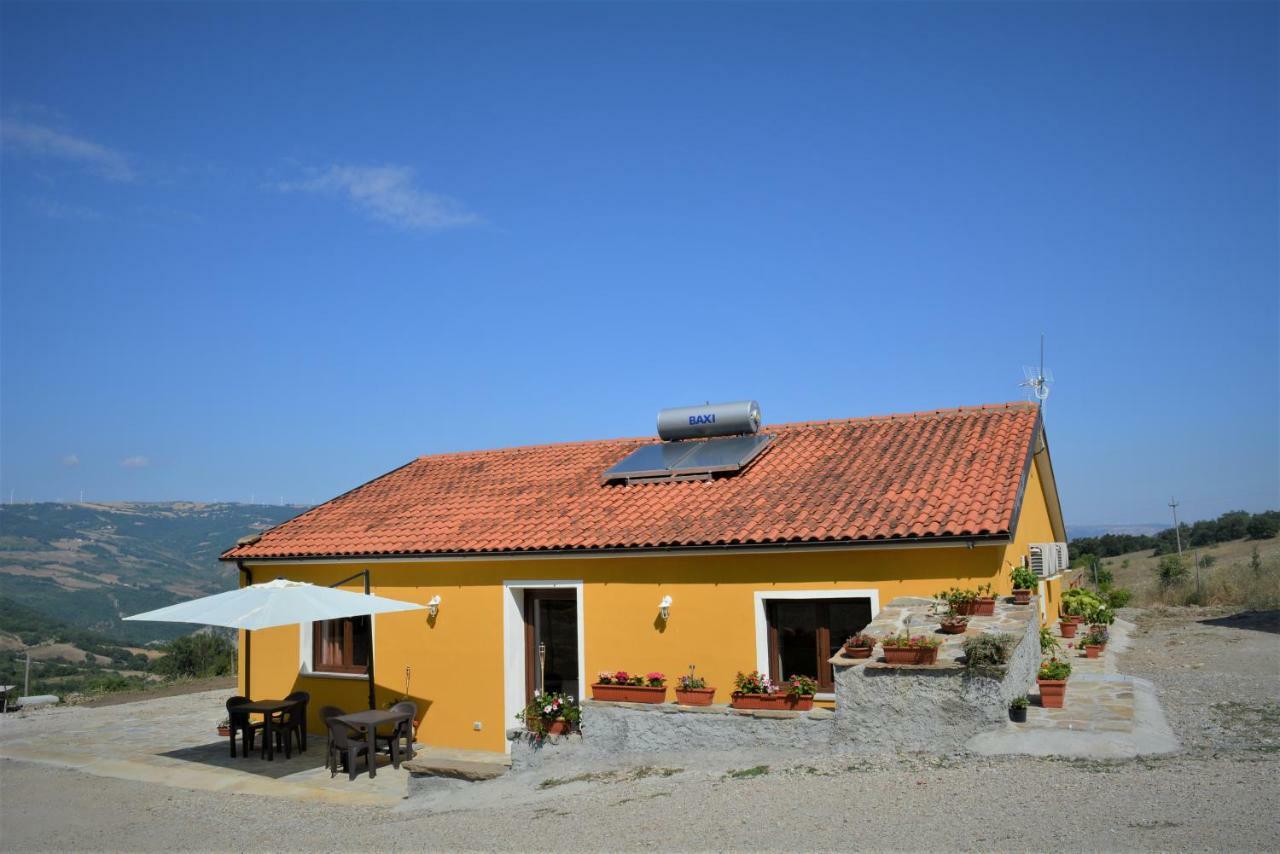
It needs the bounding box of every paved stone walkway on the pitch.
[968,617,1180,758]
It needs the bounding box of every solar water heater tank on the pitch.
[656,400,762,441]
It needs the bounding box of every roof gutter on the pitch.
[222,532,1013,565]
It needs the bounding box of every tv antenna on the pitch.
[1020,333,1054,403]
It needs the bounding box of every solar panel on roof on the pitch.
[601,434,772,484]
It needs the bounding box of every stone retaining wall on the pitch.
[510,597,1041,767]
[830,596,1040,752]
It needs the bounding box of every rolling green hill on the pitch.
[0,502,305,644]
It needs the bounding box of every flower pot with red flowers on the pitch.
[879,633,943,665]
[841,633,876,659]
[1011,566,1038,605]
[674,665,715,706]
[591,671,667,703]
[518,691,580,738]
[1036,658,1071,708]
[729,672,816,711]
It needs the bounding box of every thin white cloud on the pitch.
[1,117,135,182]
[120,455,150,469]
[275,164,479,231]
[62,454,80,467]
[29,197,105,221]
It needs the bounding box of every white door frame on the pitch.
[502,579,585,753]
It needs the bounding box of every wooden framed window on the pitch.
[312,615,370,674]
[765,598,872,692]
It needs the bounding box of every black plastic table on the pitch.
[237,699,292,760]
[333,709,412,778]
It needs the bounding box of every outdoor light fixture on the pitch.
[659,595,672,621]
[427,595,441,617]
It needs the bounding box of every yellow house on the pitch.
[221,401,1067,755]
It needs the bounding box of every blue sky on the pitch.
[1,1,1276,525]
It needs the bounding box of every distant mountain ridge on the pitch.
[0,502,305,643]
[1067,523,1167,540]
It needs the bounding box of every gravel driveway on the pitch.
[2,607,1277,852]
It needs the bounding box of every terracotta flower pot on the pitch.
[1060,621,1078,638]
[1062,614,1084,625]
[938,618,969,635]
[842,644,873,658]
[973,597,996,616]
[730,692,814,711]
[1013,589,1032,605]
[1090,624,1108,635]
[952,601,977,616]
[217,725,231,738]
[1085,644,1102,659]
[591,683,667,703]
[1037,678,1067,708]
[674,687,716,706]
[882,646,940,665]
[526,716,572,735]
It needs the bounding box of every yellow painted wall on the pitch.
[235,447,1064,753]
[239,543,1017,754]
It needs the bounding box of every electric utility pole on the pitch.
[1169,498,1184,556]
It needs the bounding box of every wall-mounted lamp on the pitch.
[658,595,672,621]
[427,595,441,618]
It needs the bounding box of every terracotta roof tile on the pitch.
[222,402,1041,560]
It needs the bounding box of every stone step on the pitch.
[402,757,508,781]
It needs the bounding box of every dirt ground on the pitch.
[1,608,1277,852]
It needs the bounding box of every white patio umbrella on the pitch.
[125,578,425,707]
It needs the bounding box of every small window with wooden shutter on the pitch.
[312,615,370,674]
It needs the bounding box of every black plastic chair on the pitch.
[272,691,310,758]
[318,705,352,771]
[225,695,264,758]
[376,701,416,768]
[325,716,371,780]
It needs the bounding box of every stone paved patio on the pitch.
[0,689,412,804]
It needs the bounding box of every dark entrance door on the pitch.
[524,590,579,701]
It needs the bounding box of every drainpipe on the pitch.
[236,561,252,698]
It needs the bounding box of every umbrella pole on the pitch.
[237,562,253,698]
[332,569,377,710]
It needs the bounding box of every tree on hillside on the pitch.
[1247,512,1280,540]
[150,633,233,679]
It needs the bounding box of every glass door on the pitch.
[524,590,579,701]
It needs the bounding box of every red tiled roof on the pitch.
[222,402,1042,561]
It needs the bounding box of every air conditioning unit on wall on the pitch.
[1029,542,1069,577]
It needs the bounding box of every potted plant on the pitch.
[518,691,579,737]
[1036,658,1071,708]
[729,671,816,711]
[217,717,231,738]
[1082,626,1109,658]
[879,633,943,665]
[1059,617,1079,639]
[591,670,667,703]
[841,633,876,658]
[674,665,715,705]
[972,583,996,616]
[1009,696,1028,723]
[1061,588,1103,625]
[939,586,979,616]
[939,584,995,617]
[1011,566,1038,605]
[938,613,969,634]
[1088,605,1115,634]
